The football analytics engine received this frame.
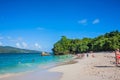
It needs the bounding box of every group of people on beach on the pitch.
[76,51,95,58]
[115,49,120,66]
[86,49,120,67]
[76,49,120,66]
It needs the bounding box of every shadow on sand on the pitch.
[94,65,120,68]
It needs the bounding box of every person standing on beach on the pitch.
[115,49,120,66]
[86,53,89,57]
[90,51,94,58]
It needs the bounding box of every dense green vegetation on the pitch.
[0,46,41,53]
[52,30,120,55]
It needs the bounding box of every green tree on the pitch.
[52,30,120,55]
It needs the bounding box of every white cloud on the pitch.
[92,19,100,24]
[78,19,87,25]
[16,42,28,49]
[16,42,21,48]
[22,42,28,48]
[35,43,41,49]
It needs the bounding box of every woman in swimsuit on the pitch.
[115,49,120,66]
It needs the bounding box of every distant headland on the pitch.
[0,46,41,53]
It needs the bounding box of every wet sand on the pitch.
[0,70,62,80]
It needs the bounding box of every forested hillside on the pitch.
[0,46,41,53]
[52,30,120,55]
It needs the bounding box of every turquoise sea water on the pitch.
[0,53,73,74]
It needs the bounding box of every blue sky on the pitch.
[0,0,120,52]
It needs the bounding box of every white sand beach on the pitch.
[1,52,120,80]
[49,52,120,80]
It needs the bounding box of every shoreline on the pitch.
[0,68,62,80]
[1,52,120,80]
[0,54,76,80]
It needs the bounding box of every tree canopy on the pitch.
[52,30,120,55]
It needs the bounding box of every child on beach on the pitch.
[115,49,120,66]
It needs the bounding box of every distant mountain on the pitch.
[0,46,41,53]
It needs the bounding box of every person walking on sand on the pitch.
[115,49,120,66]
[86,53,89,57]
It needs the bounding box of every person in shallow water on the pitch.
[115,49,120,66]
